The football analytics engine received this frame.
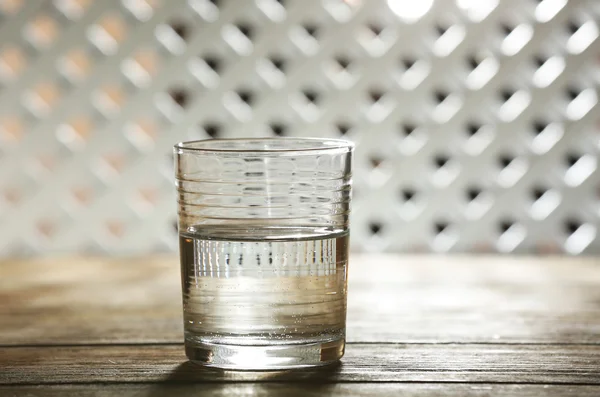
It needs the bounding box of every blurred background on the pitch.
[0,0,598,256]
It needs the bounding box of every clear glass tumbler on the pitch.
[174,138,353,369]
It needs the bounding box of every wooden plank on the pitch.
[2,384,600,397]
[0,256,182,345]
[1,344,600,385]
[2,255,600,345]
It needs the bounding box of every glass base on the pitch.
[185,337,345,370]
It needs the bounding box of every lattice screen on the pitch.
[0,0,599,256]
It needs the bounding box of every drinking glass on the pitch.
[174,138,353,369]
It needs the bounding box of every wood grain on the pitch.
[2,255,600,394]
[2,255,600,346]
[2,384,600,397]
[2,344,600,385]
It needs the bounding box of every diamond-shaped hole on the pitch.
[531,186,548,201]
[464,121,494,156]
[567,20,581,35]
[532,119,548,135]
[400,187,416,202]
[336,122,351,136]
[434,221,449,234]
[369,221,383,235]
[302,23,319,38]
[496,218,527,252]
[236,89,255,106]
[434,154,450,168]
[435,23,449,36]
[269,122,287,137]
[367,22,384,37]
[106,220,125,238]
[3,187,22,205]
[202,122,221,138]
[268,55,286,72]
[302,89,320,104]
[334,55,351,70]
[499,87,515,102]
[498,154,515,169]
[368,89,385,104]
[431,150,458,182]
[564,219,595,254]
[401,57,416,70]
[466,54,481,70]
[169,20,190,41]
[33,154,57,173]
[102,154,125,173]
[533,54,547,68]
[136,187,159,206]
[564,218,582,235]
[498,219,515,234]
[168,88,190,108]
[565,85,581,101]
[401,122,417,137]
[37,220,58,239]
[466,121,482,136]
[326,54,357,88]
[369,155,385,169]
[565,152,581,167]
[501,22,514,36]
[498,89,531,122]
[236,22,254,40]
[497,153,528,187]
[434,89,449,103]
[466,186,482,201]
[529,185,561,220]
[70,186,93,206]
[203,55,222,74]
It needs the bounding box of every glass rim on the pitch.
[174,137,354,154]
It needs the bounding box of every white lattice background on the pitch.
[0,0,599,256]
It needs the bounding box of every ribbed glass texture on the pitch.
[174,138,353,370]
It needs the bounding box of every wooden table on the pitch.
[1,255,600,396]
